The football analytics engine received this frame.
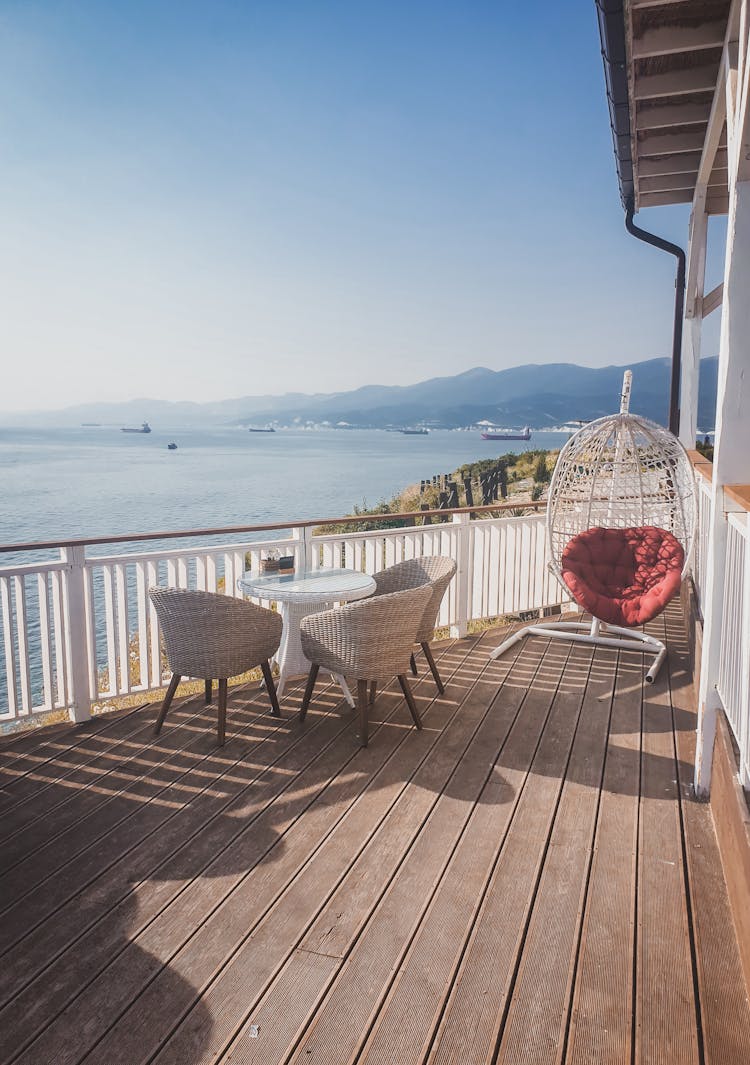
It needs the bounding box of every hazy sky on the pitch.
[0,1,725,411]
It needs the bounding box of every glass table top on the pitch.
[239,566,376,600]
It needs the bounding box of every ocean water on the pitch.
[1,424,574,719]
[0,425,572,555]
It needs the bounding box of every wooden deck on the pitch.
[0,601,749,1065]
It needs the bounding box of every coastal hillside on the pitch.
[4,356,719,431]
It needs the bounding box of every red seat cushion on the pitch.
[561,526,684,627]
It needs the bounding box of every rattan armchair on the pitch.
[298,584,432,747]
[149,587,283,745]
[371,556,457,693]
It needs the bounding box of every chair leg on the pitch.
[154,673,181,735]
[421,641,444,695]
[300,664,319,722]
[357,679,369,747]
[369,681,377,704]
[204,679,212,704]
[217,679,228,745]
[410,651,418,676]
[260,660,282,717]
[398,675,422,730]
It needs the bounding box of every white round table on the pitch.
[238,567,376,703]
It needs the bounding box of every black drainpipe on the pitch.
[624,196,686,434]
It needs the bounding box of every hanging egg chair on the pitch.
[489,370,696,682]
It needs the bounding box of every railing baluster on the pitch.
[51,569,68,708]
[1,576,18,718]
[115,563,130,693]
[14,576,32,715]
[136,562,149,690]
[451,513,470,638]
[206,554,218,592]
[37,573,54,711]
[102,564,117,698]
[83,565,98,702]
[147,560,161,686]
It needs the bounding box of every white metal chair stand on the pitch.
[489,615,669,683]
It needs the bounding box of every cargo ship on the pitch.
[121,421,151,434]
[480,425,531,441]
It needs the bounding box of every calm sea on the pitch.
[0,425,572,554]
[1,424,574,720]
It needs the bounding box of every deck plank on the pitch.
[6,640,470,1065]
[493,648,619,1065]
[0,688,271,893]
[664,611,750,1065]
[565,650,644,1065]
[285,637,558,1065]
[417,642,596,1065]
[220,635,553,1065]
[208,637,539,1065]
[0,698,183,822]
[0,606,747,1065]
[84,636,497,1065]
[0,677,350,1047]
[635,618,699,1065]
[0,676,324,969]
[0,701,142,772]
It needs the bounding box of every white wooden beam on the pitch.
[735,22,750,179]
[680,192,708,449]
[702,281,724,315]
[726,41,740,170]
[632,19,728,60]
[696,52,728,186]
[686,188,709,319]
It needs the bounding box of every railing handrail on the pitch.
[687,448,713,482]
[0,500,545,555]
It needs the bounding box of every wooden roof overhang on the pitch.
[597,0,732,213]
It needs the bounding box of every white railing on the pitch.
[689,455,750,789]
[1,505,569,727]
[717,513,749,777]
[715,509,750,789]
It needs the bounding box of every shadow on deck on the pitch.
[0,602,749,1064]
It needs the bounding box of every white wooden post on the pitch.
[451,512,471,638]
[293,526,314,572]
[62,544,92,722]
[679,191,708,449]
[695,177,750,796]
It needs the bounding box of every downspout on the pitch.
[624,196,686,434]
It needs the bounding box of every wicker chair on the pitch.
[149,587,283,745]
[298,584,433,747]
[371,556,457,694]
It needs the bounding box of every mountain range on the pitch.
[3,356,719,431]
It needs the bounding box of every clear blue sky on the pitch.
[0,0,724,411]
